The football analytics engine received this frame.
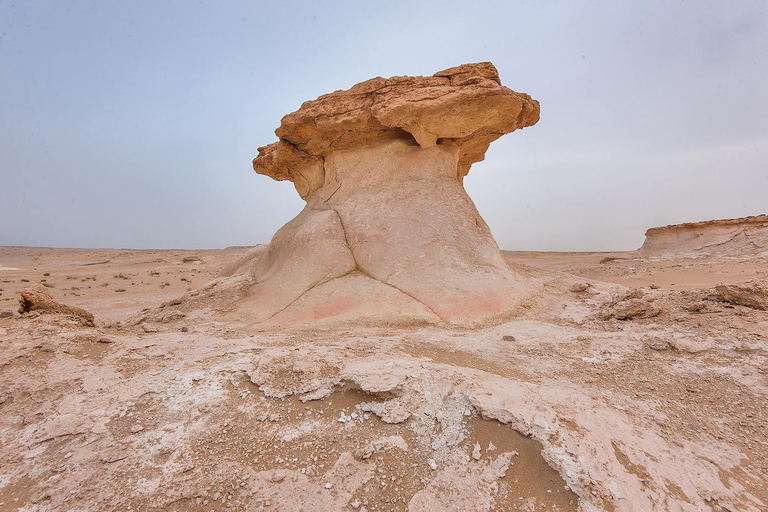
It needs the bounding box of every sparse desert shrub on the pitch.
[115,288,126,293]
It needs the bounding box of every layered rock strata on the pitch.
[640,215,768,257]
[209,63,539,328]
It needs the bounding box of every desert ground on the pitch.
[1,231,766,512]
[2,65,767,512]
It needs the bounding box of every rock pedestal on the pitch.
[223,63,539,328]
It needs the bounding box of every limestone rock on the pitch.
[640,215,768,256]
[254,61,539,197]
[714,281,768,311]
[153,63,541,329]
[18,284,94,326]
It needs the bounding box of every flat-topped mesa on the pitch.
[191,62,542,329]
[640,215,768,256]
[254,62,539,199]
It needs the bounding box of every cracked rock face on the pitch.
[230,62,540,328]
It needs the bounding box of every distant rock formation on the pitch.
[145,63,541,329]
[640,215,768,257]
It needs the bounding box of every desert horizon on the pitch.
[2,2,767,511]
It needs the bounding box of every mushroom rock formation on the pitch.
[227,62,540,328]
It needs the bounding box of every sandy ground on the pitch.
[1,246,766,511]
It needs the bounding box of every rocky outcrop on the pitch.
[714,281,768,311]
[640,215,768,257]
[18,284,94,326]
[150,63,540,329]
[253,62,539,199]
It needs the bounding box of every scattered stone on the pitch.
[685,302,707,313]
[130,424,144,434]
[180,326,189,332]
[160,311,186,323]
[502,335,516,342]
[427,459,437,470]
[472,442,482,460]
[324,482,333,489]
[141,324,159,333]
[18,284,94,326]
[570,283,590,293]
[97,337,113,344]
[646,337,671,351]
[266,470,286,483]
[714,282,768,311]
[609,299,662,320]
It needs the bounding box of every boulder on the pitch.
[18,284,94,326]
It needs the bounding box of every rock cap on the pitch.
[254,62,540,199]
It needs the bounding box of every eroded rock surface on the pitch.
[18,284,94,326]
[217,62,540,329]
[254,61,539,197]
[640,215,768,257]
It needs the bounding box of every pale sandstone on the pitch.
[223,63,540,328]
[18,284,94,326]
[1,238,766,512]
[640,214,768,256]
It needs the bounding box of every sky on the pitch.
[1,0,766,251]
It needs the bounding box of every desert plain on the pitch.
[1,62,767,512]
[1,216,767,511]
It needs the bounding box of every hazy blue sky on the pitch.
[1,1,766,251]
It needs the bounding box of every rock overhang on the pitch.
[253,62,540,199]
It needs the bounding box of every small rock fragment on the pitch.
[472,442,482,460]
[502,335,516,342]
[266,470,286,483]
[570,283,589,293]
[427,459,437,470]
[646,337,670,351]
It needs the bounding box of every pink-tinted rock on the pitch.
[149,63,540,329]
